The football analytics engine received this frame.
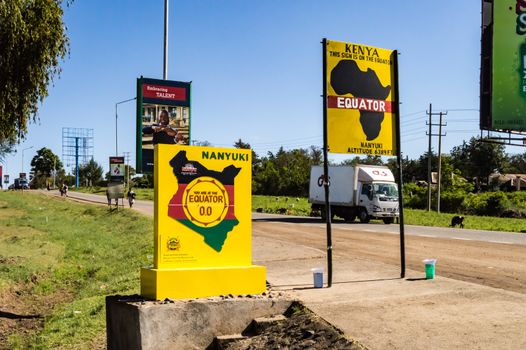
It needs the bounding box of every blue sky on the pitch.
[3,0,502,182]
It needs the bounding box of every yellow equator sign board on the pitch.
[326,40,397,156]
[141,144,266,300]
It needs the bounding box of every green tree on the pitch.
[309,146,323,165]
[253,146,322,197]
[404,151,438,184]
[0,0,69,144]
[78,159,103,187]
[133,174,153,188]
[233,138,251,149]
[29,147,63,188]
[503,152,526,174]
[450,137,507,183]
[0,141,15,163]
[233,139,263,191]
[340,155,384,166]
[30,147,63,176]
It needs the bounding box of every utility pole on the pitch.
[437,112,447,213]
[425,104,446,211]
[21,146,34,179]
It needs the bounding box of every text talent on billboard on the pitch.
[136,77,191,173]
[325,40,397,155]
[481,0,526,131]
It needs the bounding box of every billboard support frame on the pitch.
[392,50,406,279]
[321,38,333,288]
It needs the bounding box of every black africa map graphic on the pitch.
[330,59,391,141]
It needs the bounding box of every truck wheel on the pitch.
[345,214,356,223]
[359,209,370,223]
[321,208,335,222]
[383,217,394,225]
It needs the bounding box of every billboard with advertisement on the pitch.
[136,77,191,173]
[325,40,397,155]
[481,0,526,131]
[109,156,125,183]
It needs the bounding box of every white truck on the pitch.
[309,165,399,224]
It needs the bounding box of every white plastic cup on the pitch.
[311,267,324,288]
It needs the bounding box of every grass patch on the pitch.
[0,191,153,349]
[404,209,526,233]
[252,195,312,216]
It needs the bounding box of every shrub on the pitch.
[403,183,427,209]
[439,190,465,213]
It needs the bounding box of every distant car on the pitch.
[13,178,29,190]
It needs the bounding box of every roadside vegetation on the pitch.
[0,191,152,349]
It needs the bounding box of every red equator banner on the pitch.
[328,95,392,113]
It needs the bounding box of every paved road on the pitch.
[61,189,526,245]
[253,213,526,245]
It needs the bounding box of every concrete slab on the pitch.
[106,295,293,350]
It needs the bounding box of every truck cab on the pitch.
[359,181,398,223]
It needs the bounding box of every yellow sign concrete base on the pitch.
[141,265,266,300]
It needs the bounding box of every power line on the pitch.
[401,115,427,124]
[401,110,426,117]
[249,135,321,146]
[402,136,427,143]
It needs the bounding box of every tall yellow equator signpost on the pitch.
[141,144,266,300]
[326,40,397,156]
[321,38,404,285]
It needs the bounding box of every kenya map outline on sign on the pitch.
[167,151,241,252]
[330,59,391,141]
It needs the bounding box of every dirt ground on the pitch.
[0,279,60,349]
[218,302,367,350]
[253,219,526,294]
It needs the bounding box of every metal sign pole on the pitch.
[392,50,406,278]
[163,0,169,80]
[322,38,333,287]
